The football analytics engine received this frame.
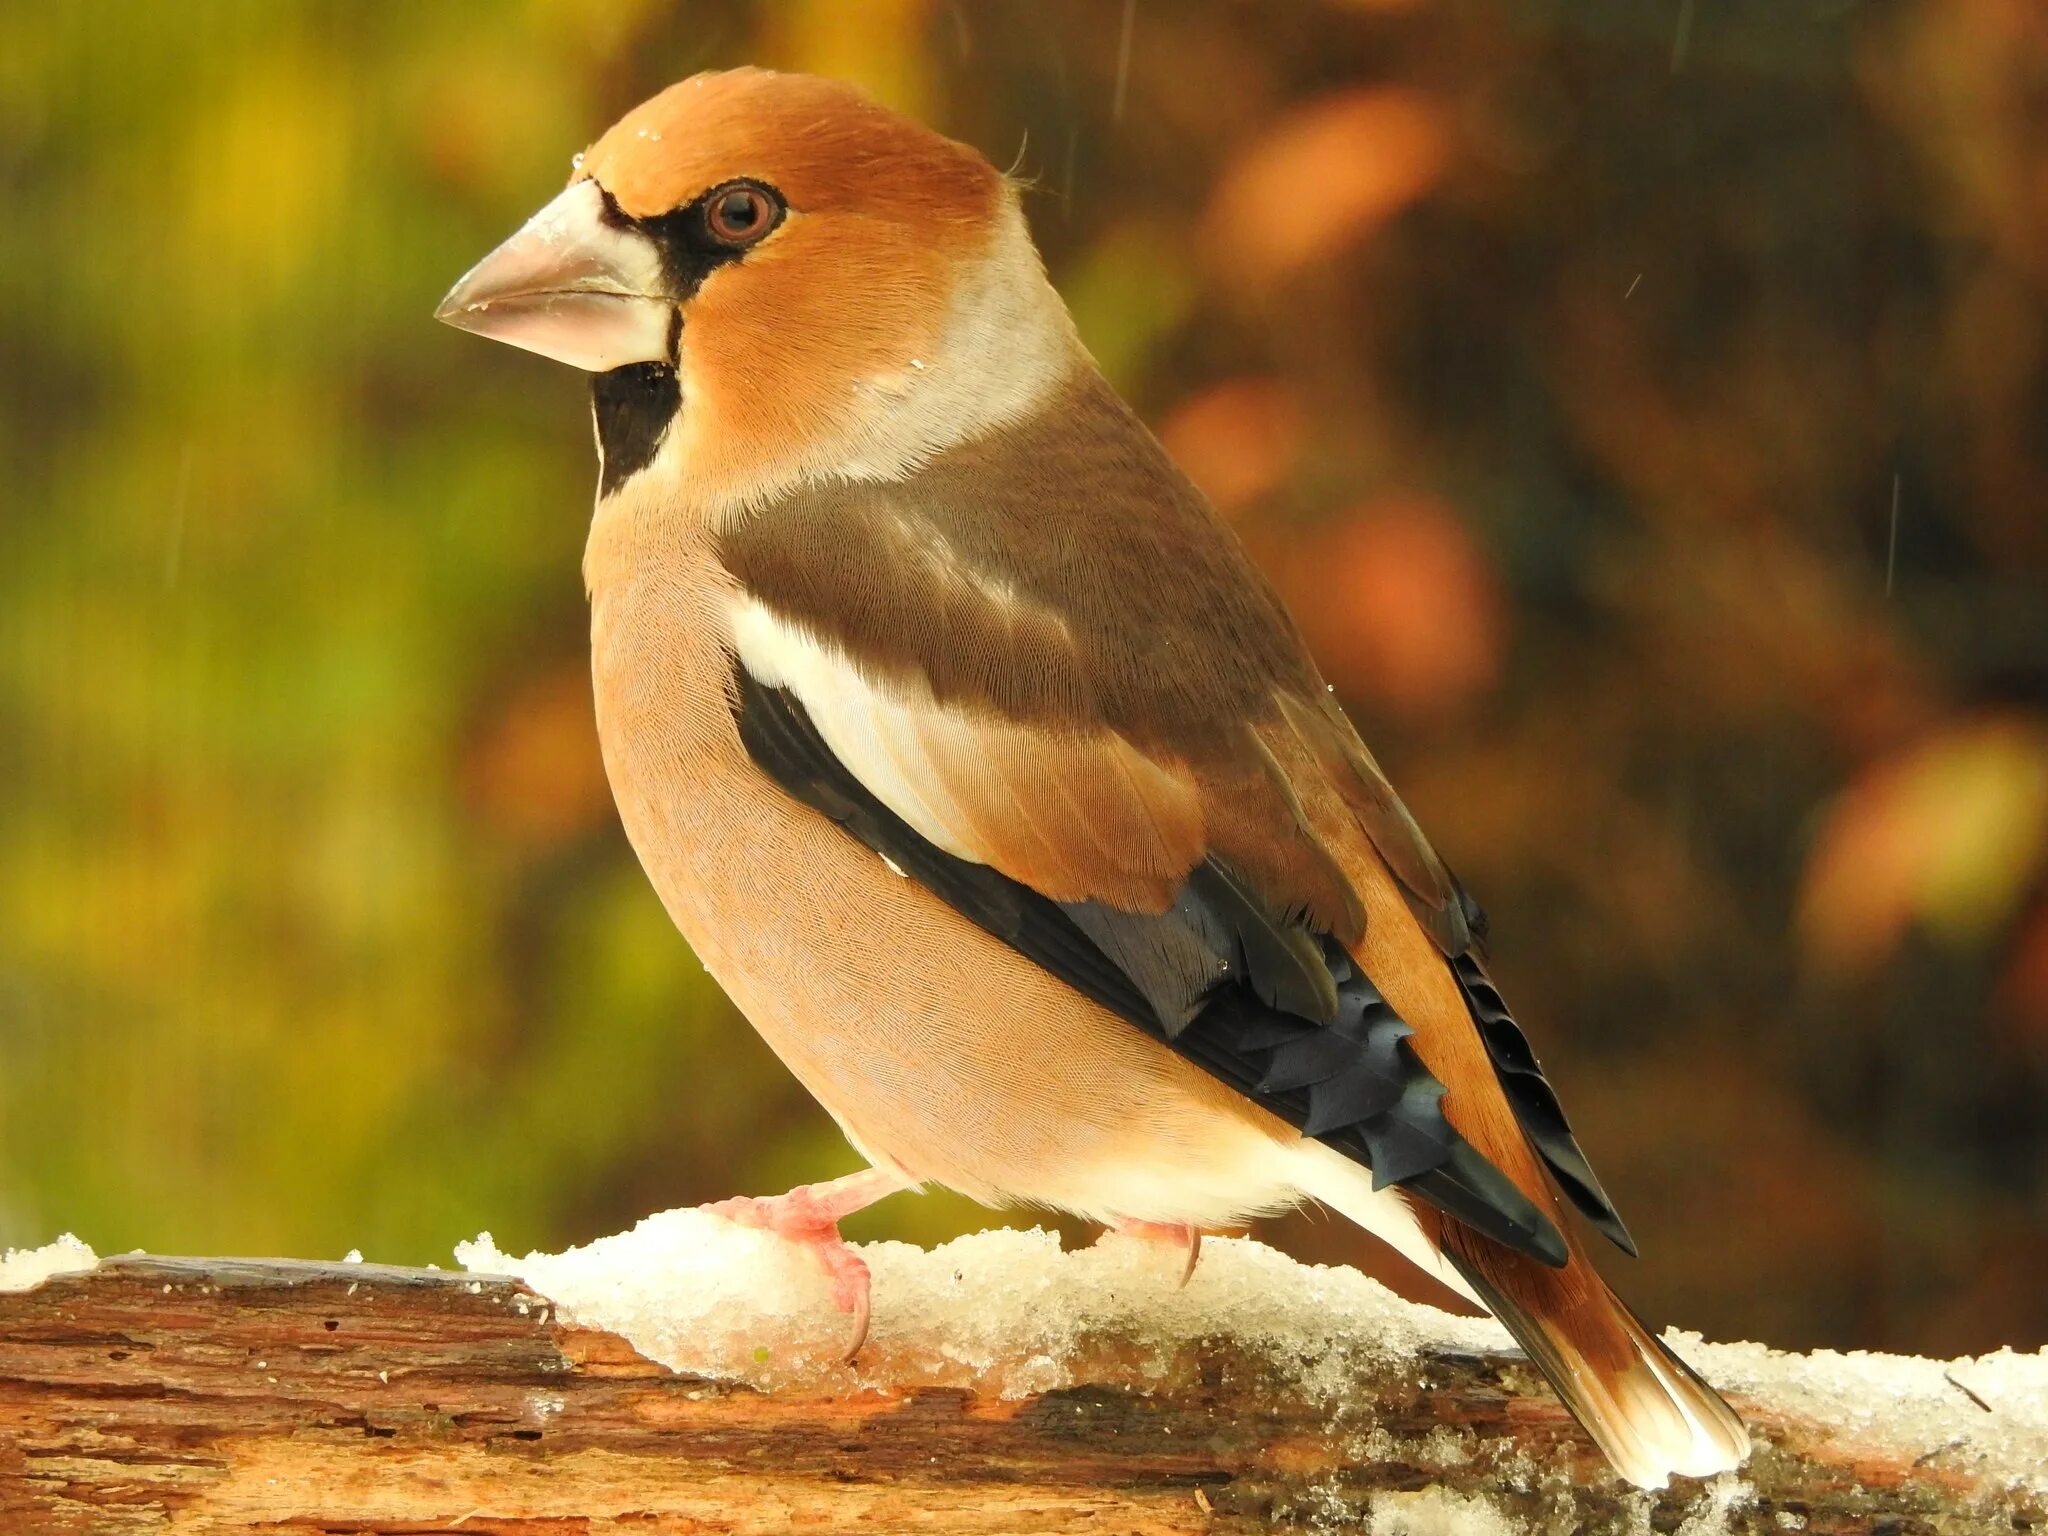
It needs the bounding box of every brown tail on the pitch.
[1441,1235,1747,1488]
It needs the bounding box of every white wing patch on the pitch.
[726,595,1205,906]
[729,595,984,861]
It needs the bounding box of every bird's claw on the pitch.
[700,1180,879,1363]
[1108,1219,1204,1287]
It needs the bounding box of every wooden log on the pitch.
[0,1253,2040,1534]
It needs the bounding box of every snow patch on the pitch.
[1368,1486,1519,1535]
[457,1211,1508,1399]
[1680,1330,2048,1493]
[1672,1474,1754,1536]
[0,1234,98,1293]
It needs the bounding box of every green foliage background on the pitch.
[3,0,2044,1356]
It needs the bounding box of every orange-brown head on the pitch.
[438,69,1076,508]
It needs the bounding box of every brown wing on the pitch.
[719,370,1476,951]
[719,369,1624,1254]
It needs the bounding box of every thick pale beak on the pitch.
[435,180,673,372]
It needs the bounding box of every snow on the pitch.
[0,1234,98,1292]
[1681,1329,2048,1495]
[1672,1475,1754,1536]
[1368,1486,1520,1536]
[459,1210,2048,1510]
[457,1214,1510,1399]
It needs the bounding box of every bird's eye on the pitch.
[704,182,780,248]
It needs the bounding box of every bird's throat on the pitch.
[593,361,682,498]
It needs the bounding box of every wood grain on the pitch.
[0,1255,2036,1533]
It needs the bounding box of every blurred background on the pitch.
[2,0,2044,1359]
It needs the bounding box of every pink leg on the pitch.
[1107,1218,1204,1288]
[701,1167,909,1362]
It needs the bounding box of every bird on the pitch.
[435,66,1748,1489]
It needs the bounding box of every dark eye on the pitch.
[705,182,780,247]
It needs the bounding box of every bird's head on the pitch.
[437,68,1076,507]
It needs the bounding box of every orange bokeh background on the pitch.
[2,0,2043,1358]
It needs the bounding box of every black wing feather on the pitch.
[1452,955,1637,1255]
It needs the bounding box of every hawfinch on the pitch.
[437,68,1746,1488]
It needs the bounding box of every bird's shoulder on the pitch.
[717,369,1312,740]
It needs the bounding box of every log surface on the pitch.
[0,1254,2038,1534]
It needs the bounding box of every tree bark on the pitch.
[0,1254,2036,1534]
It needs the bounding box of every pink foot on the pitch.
[700,1168,906,1363]
[1107,1219,1204,1288]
